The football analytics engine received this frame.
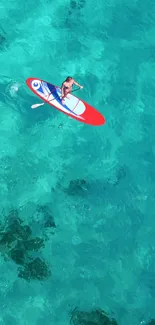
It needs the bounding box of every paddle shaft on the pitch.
[31,87,81,109]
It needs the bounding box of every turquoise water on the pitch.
[0,0,155,324]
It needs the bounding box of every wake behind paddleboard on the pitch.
[26,78,105,126]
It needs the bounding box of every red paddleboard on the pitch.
[26,78,105,126]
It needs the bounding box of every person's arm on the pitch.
[61,83,64,98]
[73,80,83,89]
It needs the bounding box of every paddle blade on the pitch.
[31,103,44,109]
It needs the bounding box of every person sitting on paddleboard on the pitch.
[61,77,83,104]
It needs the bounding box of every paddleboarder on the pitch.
[61,77,83,104]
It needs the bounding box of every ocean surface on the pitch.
[0,0,155,324]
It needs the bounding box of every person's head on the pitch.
[65,76,72,82]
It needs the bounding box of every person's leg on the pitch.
[62,89,70,104]
[64,88,71,96]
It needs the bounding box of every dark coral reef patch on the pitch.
[0,207,54,281]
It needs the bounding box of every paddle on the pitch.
[31,87,81,109]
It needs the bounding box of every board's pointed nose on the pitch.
[81,101,106,126]
[95,112,106,126]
